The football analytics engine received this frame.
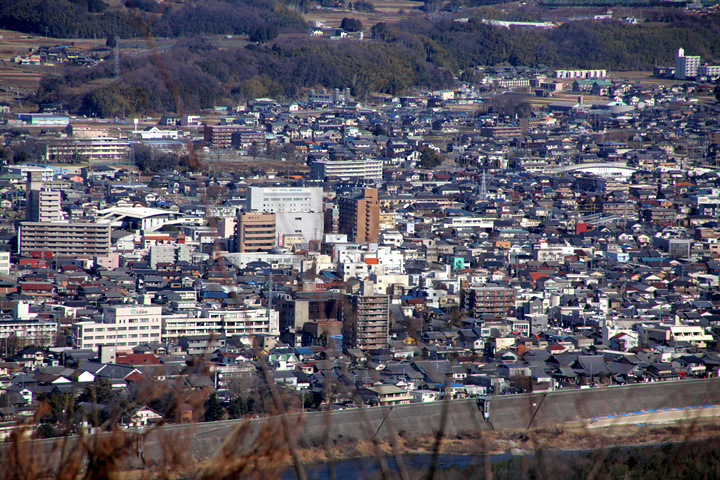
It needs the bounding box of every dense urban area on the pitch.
[1,36,720,448]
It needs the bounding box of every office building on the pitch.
[675,48,700,80]
[307,88,351,108]
[342,282,390,350]
[310,158,383,180]
[0,252,9,275]
[553,69,607,79]
[698,65,720,78]
[71,305,163,352]
[41,137,130,164]
[247,186,324,244]
[149,244,195,269]
[338,188,380,243]
[247,186,323,213]
[236,212,276,252]
[163,307,279,342]
[480,126,523,138]
[19,222,111,256]
[440,216,495,231]
[467,286,516,318]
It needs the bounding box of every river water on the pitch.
[282,453,515,480]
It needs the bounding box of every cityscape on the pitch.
[1,0,720,476]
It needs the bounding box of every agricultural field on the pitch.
[303,0,424,29]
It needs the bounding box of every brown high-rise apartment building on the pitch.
[338,188,379,243]
[203,124,248,148]
[19,222,111,256]
[467,286,516,318]
[342,282,390,350]
[236,212,276,252]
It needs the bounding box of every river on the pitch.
[282,453,516,480]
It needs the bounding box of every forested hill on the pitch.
[36,37,455,116]
[0,0,307,38]
[28,8,720,117]
[384,12,720,72]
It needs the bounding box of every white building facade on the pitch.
[675,48,700,80]
[162,307,280,342]
[71,305,163,352]
[247,186,324,244]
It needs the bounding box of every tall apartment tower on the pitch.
[236,212,276,252]
[26,172,62,222]
[675,48,700,80]
[338,187,380,243]
[343,281,390,350]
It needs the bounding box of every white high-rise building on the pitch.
[246,186,324,245]
[26,172,62,223]
[675,48,700,80]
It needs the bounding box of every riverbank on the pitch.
[277,419,720,479]
[85,413,720,479]
[286,417,720,465]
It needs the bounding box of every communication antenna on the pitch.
[480,168,488,199]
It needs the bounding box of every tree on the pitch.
[340,18,363,32]
[206,184,225,200]
[418,148,442,169]
[714,80,720,103]
[203,393,225,422]
[371,22,389,40]
[225,375,254,400]
[13,151,30,164]
[79,378,116,405]
[449,307,464,325]
[350,0,375,11]
[227,396,249,418]
[36,424,59,439]
[266,142,279,159]
[106,34,117,49]
[247,142,260,157]
[40,392,74,427]
[281,142,296,158]
[133,144,183,173]
[249,25,278,44]
[301,391,321,410]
